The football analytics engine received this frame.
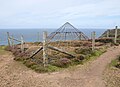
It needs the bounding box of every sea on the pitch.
[0,29,106,45]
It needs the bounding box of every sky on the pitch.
[0,0,120,29]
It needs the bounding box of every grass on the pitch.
[109,56,120,69]
[0,46,8,55]
[7,43,107,73]
[109,59,118,67]
[13,48,106,73]
[83,49,106,63]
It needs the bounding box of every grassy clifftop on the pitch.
[100,29,120,38]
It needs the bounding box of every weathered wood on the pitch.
[43,31,48,67]
[30,47,43,58]
[9,37,21,42]
[7,32,11,46]
[107,29,109,38]
[114,26,118,43]
[21,35,24,52]
[92,31,95,51]
[11,35,14,47]
[79,32,82,40]
[48,45,75,58]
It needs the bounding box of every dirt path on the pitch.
[0,46,120,87]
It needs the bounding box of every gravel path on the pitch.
[0,46,120,87]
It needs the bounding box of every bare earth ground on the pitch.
[0,46,120,87]
[104,67,120,87]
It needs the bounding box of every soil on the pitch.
[0,46,120,87]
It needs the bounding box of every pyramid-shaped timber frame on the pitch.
[47,22,89,42]
[30,22,88,60]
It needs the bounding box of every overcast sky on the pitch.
[0,0,120,29]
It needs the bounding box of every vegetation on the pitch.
[0,46,9,55]
[5,42,107,73]
[109,56,120,69]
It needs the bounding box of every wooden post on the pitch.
[7,32,11,46]
[92,31,95,51]
[107,29,109,38]
[114,26,118,44]
[79,32,82,40]
[43,31,48,67]
[12,35,14,48]
[21,35,24,52]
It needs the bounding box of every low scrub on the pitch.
[6,44,106,73]
[74,48,92,55]
[110,56,120,69]
[51,58,71,68]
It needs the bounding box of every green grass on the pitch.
[109,56,120,69]
[83,49,106,63]
[0,46,8,55]
[18,49,106,73]
[109,59,118,67]
[12,46,107,73]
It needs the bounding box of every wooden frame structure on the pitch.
[7,32,25,52]
[47,22,89,42]
[99,26,119,43]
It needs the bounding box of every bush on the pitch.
[116,63,120,68]
[76,54,85,61]
[110,59,118,67]
[24,59,36,68]
[118,56,120,61]
[71,58,82,65]
[114,43,119,46]
[52,58,71,68]
[91,51,100,56]
[34,66,48,73]
[46,65,59,72]
[74,48,92,55]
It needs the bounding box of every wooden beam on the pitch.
[21,35,24,52]
[48,45,75,58]
[43,31,48,67]
[92,31,96,51]
[107,29,109,38]
[11,35,14,47]
[114,26,118,43]
[7,32,11,46]
[9,37,21,42]
[30,47,43,58]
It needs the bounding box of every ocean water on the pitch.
[0,29,106,45]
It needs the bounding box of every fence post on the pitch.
[7,32,11,46]
[114,26,118,44]
[21,35,24,52]
[12,35,14,48]
[107,29,109,38]
[43,31,48,67]
[79,32,82,40]
[92,31,96,51]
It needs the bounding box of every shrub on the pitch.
[71,54,85,65]
[24,60,36,68]
[46,65,59,72]
[91,51,100,56]
[52,58,71,68]
[114,43,119,46]
[118,56,120,61]
[110,59,118,67]
[116,63,120,68]
[74,48,92,55]
[71,58,81,65]
[34,66,48,73]
[76,54,85,61]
